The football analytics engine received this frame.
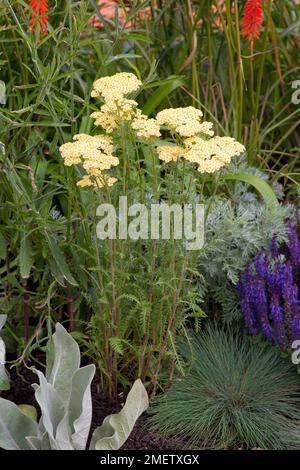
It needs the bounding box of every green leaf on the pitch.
[46,235,78,286]
[0,398,39,450]
[19,230,33,279]
[109,337,125,356]
[0,80,6,105]
[105,54,142,65]
[90,379,149,450]
[142,76,185,116]
[220,172,278,207]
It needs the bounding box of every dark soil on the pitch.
[2,366,183,450]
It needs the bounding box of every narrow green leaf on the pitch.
[19,231,33,279]
[0,80,6,105]
[0,232,6,260]
[220,172,278,207]
[142,76,185,115]
[46,235,78,286]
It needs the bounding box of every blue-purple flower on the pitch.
[238,221,300,351]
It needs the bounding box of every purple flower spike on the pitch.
[241,298,258,336]
[270,294,286,350]
[254,252,269,280]
[237,219,300,352]
[288,221,300,269]
[292,314,300,342]
[255,279,273,342]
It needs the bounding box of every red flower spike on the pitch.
[29,0,49,33]
[242,0,264,50]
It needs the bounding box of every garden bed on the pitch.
[0,0,299,454]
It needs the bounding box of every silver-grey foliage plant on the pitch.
[0,323,148,450]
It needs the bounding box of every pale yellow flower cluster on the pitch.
[131,114,161,139]
[91,98,139,134]
[59,134,119,188]
[77,173,117,188]
[184,135,245,173]
[156,107,206,137]
[157,145,186,163]
[91,72,142,102]
[197,121,215,137]
[156,107,245,173]
[91,73,161,140]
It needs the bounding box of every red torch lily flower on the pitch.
[242,0,264,50]
[29,0,49,33]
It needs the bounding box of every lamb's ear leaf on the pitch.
[54,366,95,450]
[34,370,65,442]
[26,436,42,450]
[0,316,9,391]
[26,432,51,450]
[0,315,7,331]
[90,379,149,450]
[0,398,39,450]
[70,364,96,450]
[46,323,80,405]
[0,338,10,391]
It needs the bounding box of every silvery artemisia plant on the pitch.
[0,323,148,450]
[238,219,300,351]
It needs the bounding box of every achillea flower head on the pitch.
[157,145,186,163]
[91,73,142,102]
[183,135,245,174]
[131,115,161,139]
[91,98,139,133]
[77,173,117,189]
[238,222,300,351]
[59,133,118,189]
[156,107,204,138]
[242,0,264,50]
[29,0,49,33]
